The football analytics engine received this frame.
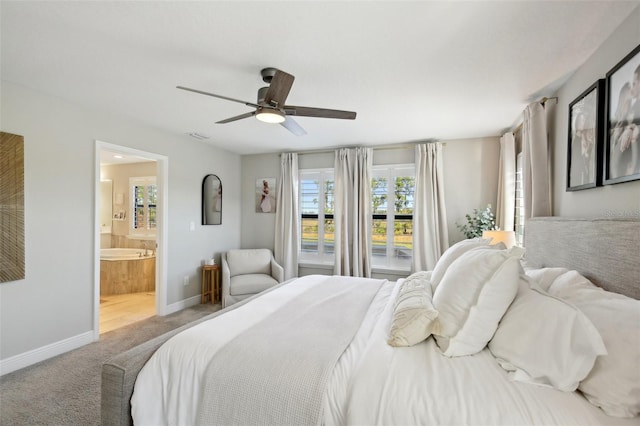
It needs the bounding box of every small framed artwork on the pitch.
[604,43,640,185]
[567,79,605,191]
[255,178,276,213]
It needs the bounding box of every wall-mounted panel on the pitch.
[0,131,25,283]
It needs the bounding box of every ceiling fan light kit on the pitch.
[177,67,356,135]
[255,108,285,124]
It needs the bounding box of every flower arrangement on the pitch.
[457,204,497,239]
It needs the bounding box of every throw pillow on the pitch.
[430,238,491,292]
[433,246,523,357]
[388,271,439,347]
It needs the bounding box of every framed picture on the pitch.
[255,178,276,213]
[567,79,604,191]
[604,43,640,185]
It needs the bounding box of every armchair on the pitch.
[221,249,284,307]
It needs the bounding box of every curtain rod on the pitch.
[510,96,558,135]
[286,140,444,156]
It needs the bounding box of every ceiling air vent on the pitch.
[187,132,210,140]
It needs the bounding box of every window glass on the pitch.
[130,176,157,235]
[301,217,318,253]
[324,218,335,255]
[371,177,388,214]
[371,218,388,258]
[299,170,334,262]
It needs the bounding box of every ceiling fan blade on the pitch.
[280,116,307,136]
[177,86,260,108]
[216,111,256,124]
[263,70,295,107]
[284,105,356,120]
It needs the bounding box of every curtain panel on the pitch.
[412,143,448,272]
[496,132,516,231]
[333,147,372,277]
[274,153,300,280]
[522,102,551,219]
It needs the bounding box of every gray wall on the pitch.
[240,154,280,250]
[0,82,241,366]
[551,7,640,217]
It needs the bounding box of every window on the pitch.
[130,176,157,235]
[514,152,525,246]
[298,164,415,270]
[299,169,334,263]
[371,165,415,270]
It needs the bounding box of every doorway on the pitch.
[94,141,168,339]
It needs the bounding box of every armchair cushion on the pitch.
[226,249,272,276]
[229,274,280,296]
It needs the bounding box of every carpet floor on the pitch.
[0,302,221,426]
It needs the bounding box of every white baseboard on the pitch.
[1,296,202,375]
[163,294,201,315]
[0,331,94,376]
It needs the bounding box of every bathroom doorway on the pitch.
[94,141,168,338]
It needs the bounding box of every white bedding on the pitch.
[132,275,637,426]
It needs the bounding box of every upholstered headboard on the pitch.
[524,217,640,300]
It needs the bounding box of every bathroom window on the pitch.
[130,176,157,235]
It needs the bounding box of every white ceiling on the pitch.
[2,1,638,155]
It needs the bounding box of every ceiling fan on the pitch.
[177,67,357,136]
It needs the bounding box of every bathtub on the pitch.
[100,248,154,261]
[100,248,156,295]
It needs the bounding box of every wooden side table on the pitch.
[201,264,220,304]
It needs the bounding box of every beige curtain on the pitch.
[334,147,372,277]
[411,143,448,272]
[274,153,299,280]
[522,102,551,218]
[496,132,516,230]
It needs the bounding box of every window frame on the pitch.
[370,164,415,271]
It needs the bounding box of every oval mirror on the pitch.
[202,174,222,225]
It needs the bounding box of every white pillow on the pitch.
[433,246,523,357]
[548,271,640,417]
[388,271,439,347]
[523,266,570,291]
[430,238,491,292]
[488,276,607,392]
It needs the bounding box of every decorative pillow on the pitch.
[388,271,439,347]
[547,271,640,417]
[488,276,607,392]
[523,266,570,291]
[433,246,523,357]
[430,238,491,292]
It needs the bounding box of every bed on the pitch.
[101,217,640,426]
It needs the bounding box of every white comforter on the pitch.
[132,275,636,426]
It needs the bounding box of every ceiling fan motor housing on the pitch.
[257,86,270,104]
[260,67,278,84]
